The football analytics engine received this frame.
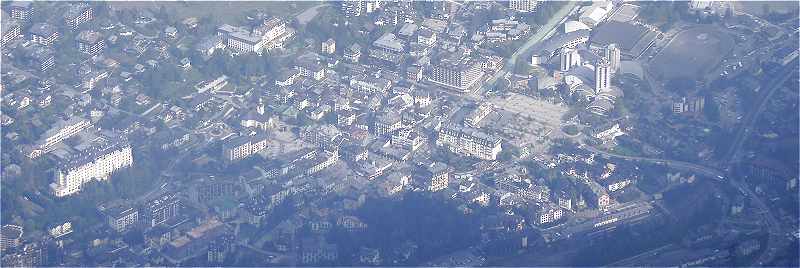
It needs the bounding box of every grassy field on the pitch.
[111,1,321,24]
[650,26,735,81]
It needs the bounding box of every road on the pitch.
[721,61,796,266]
[581,143,725,178]
[722,60,796,166]
[483,2,578,90]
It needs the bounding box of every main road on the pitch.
[483,2,579,90]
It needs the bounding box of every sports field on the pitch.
[650,26,735,81]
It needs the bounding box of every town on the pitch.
[0,0,798,266]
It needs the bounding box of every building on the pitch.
[417,28,437,46]
[373,112,402,136]
[1,242,45,267]
[8,1,32,21]
[427,56,484,93]
[466,102,494,128]
[580,180,610,211]
[672,96,705,114]
[64,3,93,30]
[1,13,21,47]
[437,125,503,160]
[321,38,336,55]
[340,0,364,17]
[344,43,362,63]
[28,23,59,46]
[426,163,450,192]
[301,237,338,265]
[509,0,538,12]
[1,225,23,252]
[529,203,564,225]
[142,193,181,228]
[589,21,658,59]
[50,137,133,197]
[77,30,105,55]
[222,134,269,162]
[605,43,621,72]
[105,205,139,232]
[595,57,611,91]
[217,24,264,54]
[350,74,392,94]
[560,47,581,72]
[216,18,292,55]
[23,46,54,72]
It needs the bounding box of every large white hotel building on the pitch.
[50,137,133,197]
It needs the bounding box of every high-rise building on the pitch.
[559,48,581,72]
[340,0,364,17]
[427,56,484,93]
[50,137,133,197]
[605,43,621,72]
[595,57,611,92]
[63,3,93,30]
[509,0,539,13]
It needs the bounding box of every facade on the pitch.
[50,138,133,197]
[1,15,21,47]
[64,3,93,30]
[222,134,269,162]
[559,48,581,72]
[24,46,55,72]
[531,203,564,225]
[0,225,23,252]
[373,112,402,136]
[427,57,484,93]
[340,0,364,17]
[594,57,611,92]
[427,163,450,192]
[350,75,392,94]
[509,0,538,12]
[142,193,181,227]
[29,23,59,46]
[77,30,105,55]
[106,205,139,233]
[217,18,291,55]
[605,43,621,72]
[321,38,336,55]
[9,1,32,21]
[437,125,503,160]
[1,242,45,267]
[344,44,362,63]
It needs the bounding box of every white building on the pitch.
[51,138,133,197]
[437,125,503,160]
[605,43,621,72]
[559,48,581,72]
[509,0,539,13]
[595,57,611,92]
[28,116,93,159]
[222,134,269,162]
